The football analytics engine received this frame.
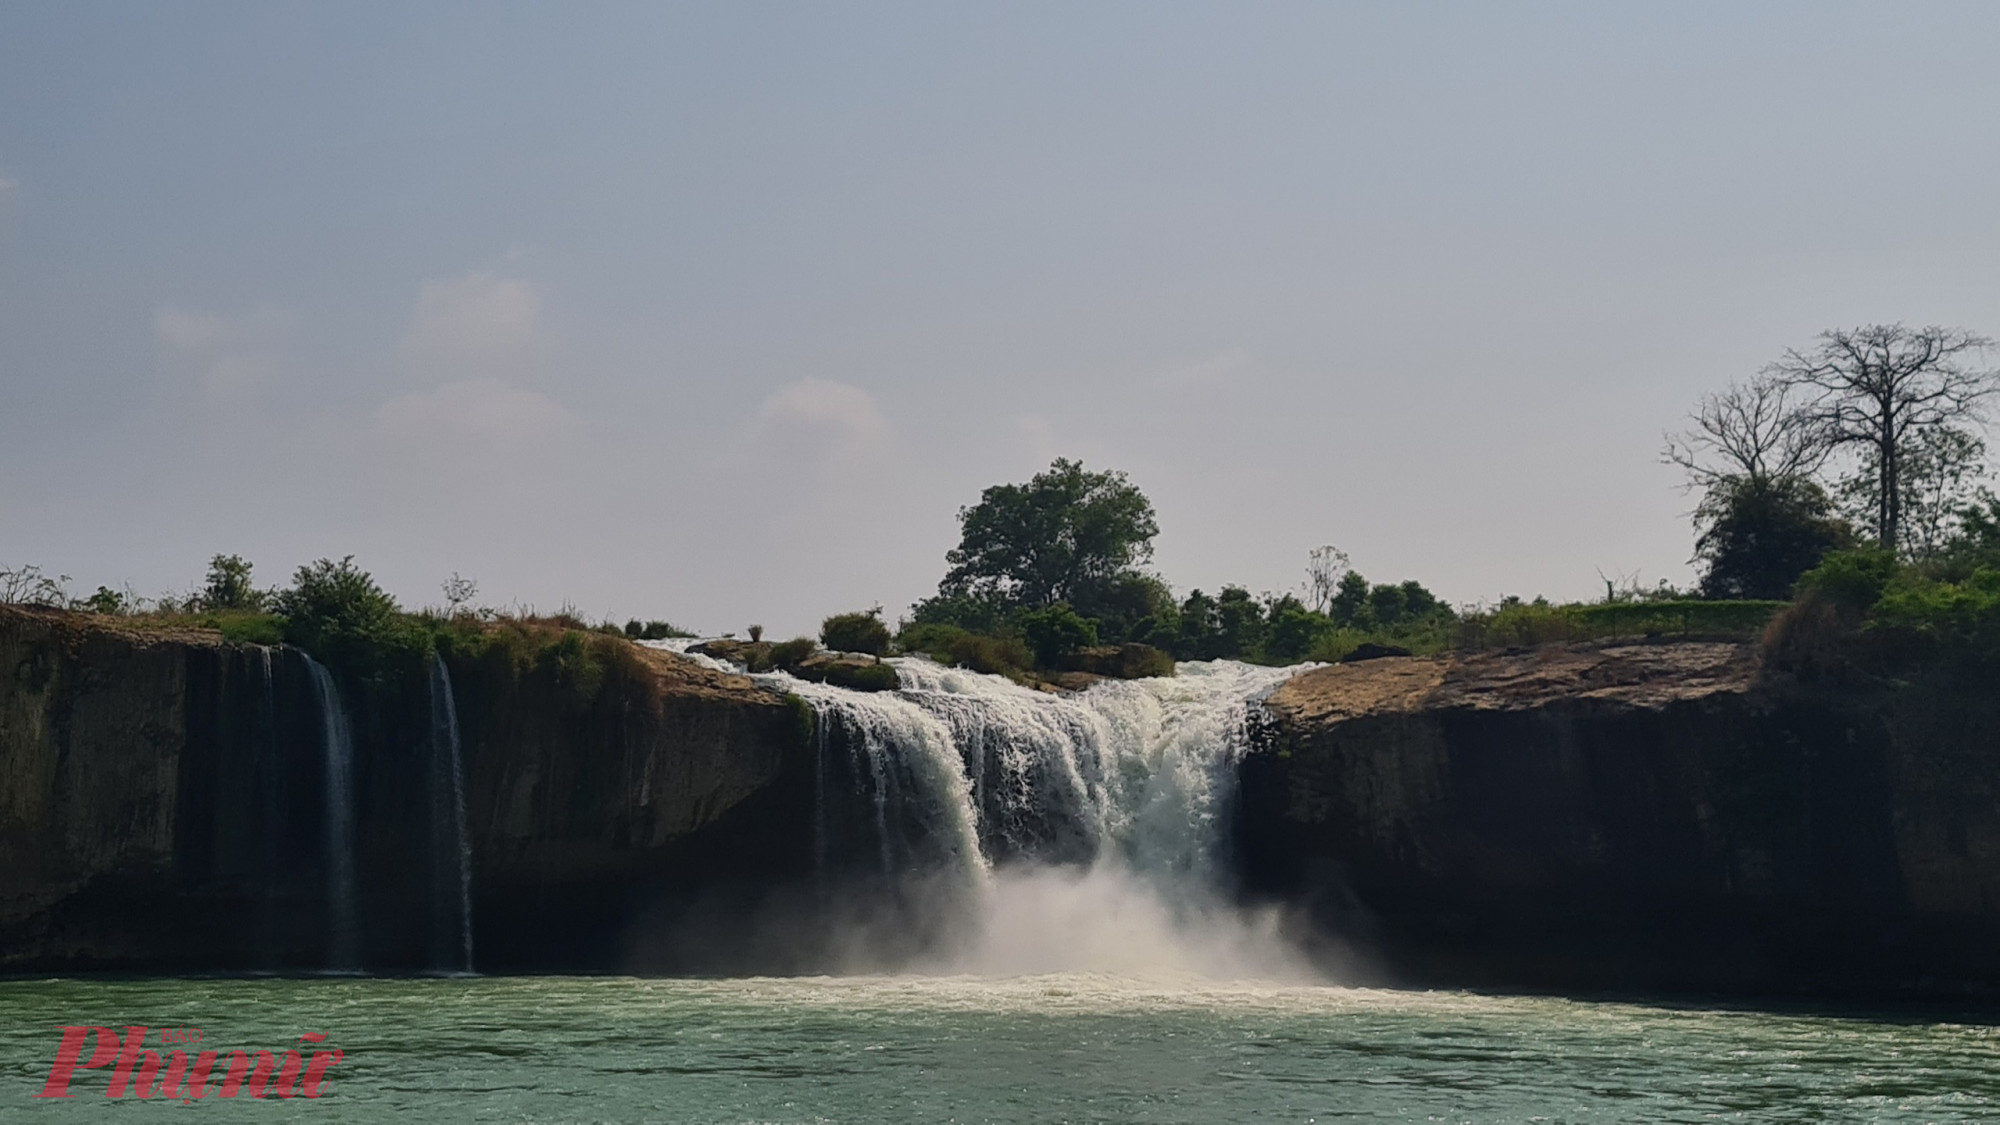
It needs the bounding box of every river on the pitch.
[4,974,1994,1121]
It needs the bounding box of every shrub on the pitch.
[624,618,693,640]
[1794,548,1898,609]
[956,633,1034,676]
[897,621,969,658]
[1456,598,1576,648]
[1569,599,1784,638]
[1019,603,1099,667]
[1306,627,1379,663]
[1869,567,2000,665]
[534,630,607,703]
[214,611,285,646]
[1073,643,1175,679]
[821,609,891,656]
[769,637,818,671]
[1454,597,1781,649]
[814,660,899,692]
[898,622,1033,677]
[1759,592,1853,680]
[78,586,132,615]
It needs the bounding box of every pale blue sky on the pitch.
[4,2,1998,633]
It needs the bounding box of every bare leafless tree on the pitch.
[1301,545,1350,615]
[1767,324,1996,555]
[1663,374,1832,492]
[441,572,478,615]
[0,564,72,607]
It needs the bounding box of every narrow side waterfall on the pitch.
[303,656,359,972]
[651,640,1311,978]
[254,646,280,965]
[428,653,475,974]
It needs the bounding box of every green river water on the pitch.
[1,975,1994,1122]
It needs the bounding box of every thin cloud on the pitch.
[376,379,580,446]
[152,306,283,396]
[755,378,891,469]
[403,272,541,381]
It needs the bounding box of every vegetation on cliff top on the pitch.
[895,460,1793,679]
[1667,323,1998,598]
[6,320,1995,686]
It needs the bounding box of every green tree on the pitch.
[79,586,132,615]
[1695,476,1852,599]
[1214,586,1266,659]
[1019,603,1099,667]
[274,556,400,668]
[1069,572,1177,646]
[1176,589,1222,660]
[939,458,1159,610]
[905,587,1012,633]
[1262,595,1331,663]
[1396,580,1441,619]
[1949,494,2000,565]
[1833,424,1989,560]
[1329,571,1371,625]
[202,553,263,611]
[1367,583,1407,627]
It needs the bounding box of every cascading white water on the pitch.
[428,653,475,975]
[777,673,989,882]
[649,639,1312,978]
[302,655,359,972]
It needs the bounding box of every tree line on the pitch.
[900,458,1452,670]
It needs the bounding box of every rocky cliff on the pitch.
[0,606,815,973]
[1239,641,2000,999]
[14,602,2000,996]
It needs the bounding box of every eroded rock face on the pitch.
[0,606,815,972]
[453,642,819,971]
[1240,642,2000,999]
[0,606,329,969]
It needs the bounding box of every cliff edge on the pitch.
[0,605,814,972]
[1241,641,2000,998]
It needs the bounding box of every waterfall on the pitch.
[254,646,280,967]
[647,639,1311,977]
[780,676,988,881]
[428,653,475,974]
[303,656,359,972]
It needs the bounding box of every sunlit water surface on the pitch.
[3,975,1996,1122]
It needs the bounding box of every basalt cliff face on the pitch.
[1239,641,2000,999]
[0,606,814,973]
[12,603,2000,997]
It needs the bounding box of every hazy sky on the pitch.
[5,2,1998,634]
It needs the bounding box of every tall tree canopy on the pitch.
[1665,378,1849,596]
[1670,324,1996,589]
[939,458,1159,610]
[1693,476,1851,599]
[1769,324,1995,556]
